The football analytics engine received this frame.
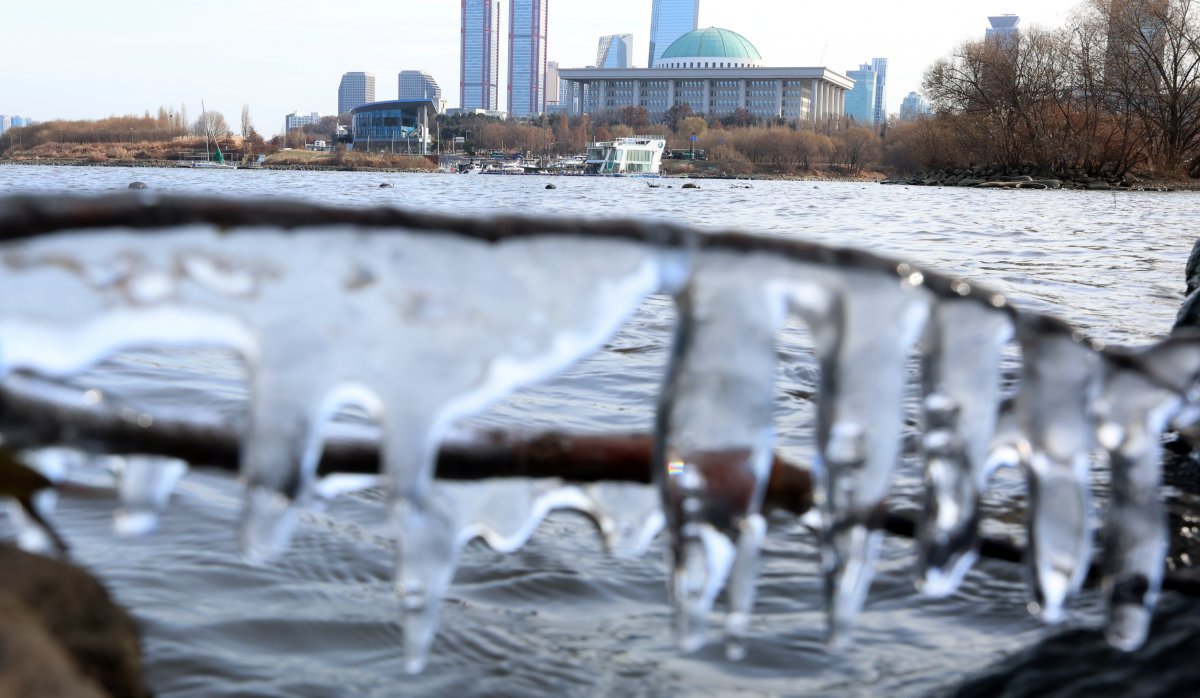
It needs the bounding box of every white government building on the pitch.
[558,28,852,123]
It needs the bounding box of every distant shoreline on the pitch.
[2,158,1197,189]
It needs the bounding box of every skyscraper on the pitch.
[870,57,888,126]
[508,0,549,117]
[845,64,878,125]
[648,0,699,68]
[399,70,443,109]
[986,14,1021,46]
[545,61,561,106]
[899,91,931,121]
[338,72,376,115]
[461,0,501,110]
[596,34,634,69]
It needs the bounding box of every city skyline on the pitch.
[4,1,1080,135]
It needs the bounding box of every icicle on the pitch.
[917,297,1012,596]
[657,253,785,656]
[581,482,664,558]
[791,264,929,646]
[391,479,604,674]
[373,235,663,673]
[1093,336,1200,650]
[110,455,188,536]
[1014,317,1099,622]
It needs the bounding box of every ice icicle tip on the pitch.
[390,493,458,676]
[723,513,766,661]
[583,482,664,559]
[239,485,299,565]
[111,455,188,537]
[672,522,736,653]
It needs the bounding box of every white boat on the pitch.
[190,99,237,169]
[189,160,236,170]
[584,136,666,176]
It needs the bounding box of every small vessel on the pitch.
[191,100,237,169]
[584,136,666,176]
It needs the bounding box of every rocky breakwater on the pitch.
[882,166,1163,191]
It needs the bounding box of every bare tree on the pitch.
[1090,0,1200,174]
[241,105,255,141]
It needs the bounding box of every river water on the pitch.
[1,164,1198,696]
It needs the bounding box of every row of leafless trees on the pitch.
[0,104,267,155]
[913,0,1200,177]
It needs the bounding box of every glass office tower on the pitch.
[338,72,376,115]
[508,0,549,117]
[648,0,699,67]
[845,64,877,125]
[399,70,443,110]
[461,0,500,110]
[596,34,633,69]
[870,57,887,126]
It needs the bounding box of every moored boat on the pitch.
[584,136,666,176]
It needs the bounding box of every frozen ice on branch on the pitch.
[1,194,1198,672]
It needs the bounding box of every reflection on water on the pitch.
[2,164,1198,696]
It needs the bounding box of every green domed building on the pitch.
[657,28,765,69]
[558,27,851,124]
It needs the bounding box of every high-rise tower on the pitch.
[648,0,699,68]
[508,0,549,117]
[985,14,1021,46]
[337,72,375,115]
[596,34,634,69]
[870,57,888,126]
[461,0,501,110]
[399,70,443,109]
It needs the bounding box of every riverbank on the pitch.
[0,149,439,174]
[883,165,1200,192]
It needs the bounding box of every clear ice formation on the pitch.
[2,198,1199,671]
[1014,317,1100,622]
[918,298,1013,597]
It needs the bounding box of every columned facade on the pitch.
[558,67,853,123]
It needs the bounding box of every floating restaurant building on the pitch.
[558,28,853,123]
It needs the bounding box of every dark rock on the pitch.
[0,591,106,697]
[379,182,393,188]
[1085,182,1112,190]
[0,544,148,698]
[682,182,700,189]
[545,184,556,189]
[126,182,147,190]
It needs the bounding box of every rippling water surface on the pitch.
[2,164,1198,696]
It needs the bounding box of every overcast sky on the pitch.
[2,1,1082,136]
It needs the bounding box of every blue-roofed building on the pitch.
[350,99,439,154]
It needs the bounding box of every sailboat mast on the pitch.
[201,99,211,159]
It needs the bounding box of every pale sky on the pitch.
[2,1,1081,136]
